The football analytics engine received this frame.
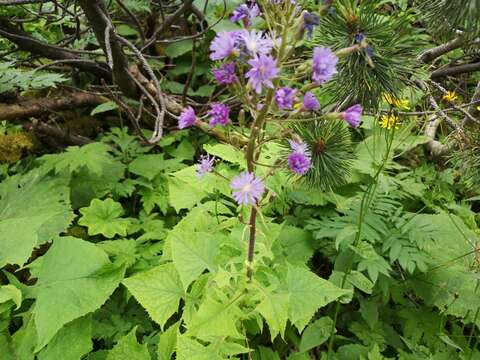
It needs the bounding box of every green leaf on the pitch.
[40,143,117,177]
[299,316,333,353]
[32,237,124,351]
[359,300,378,330]
[79,198,133,238]
[122,264,184,329]
[285,265,351,331]
[11,313,37,360]
[0,170,73,267]
[347,271,374,294]
[170,231,223,290]
[157,322,180,360]
[256,291,289,341]
[275,226,314,264]
[187,295,242,340]
[139,175,169,214]
[38,316,92,360]
[203,143,246,167]
[128,154,166,180]
[168,165,230,212]
[176,335,223,360]
[90,101,119,116]
[165,40,193,58]
[106,328,150,360]
[0,285,22,310]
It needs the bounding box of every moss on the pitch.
[0,132,34,163]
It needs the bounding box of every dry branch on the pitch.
[0,92,103,120]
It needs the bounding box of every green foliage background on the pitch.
[0,0,480,359]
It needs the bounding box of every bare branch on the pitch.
[0,0,49,5]
[431,61,480,79]
[418,36,466,63]
[0,92,103,121]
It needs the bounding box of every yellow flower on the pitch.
[442,91,458,103]
[382,93,410,110]
[476,105,480,112]
[379,114,399,130]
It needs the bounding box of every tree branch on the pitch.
[431,61,480,79]
[0,0,49,5]
[0,92,103,121]
[78,0,137,98]
[0,16,111,79]
[418,36,466,63]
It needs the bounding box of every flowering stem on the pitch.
[244,19,290,281]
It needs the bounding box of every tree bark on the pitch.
[0,92,103,120]
[78,0,138,98]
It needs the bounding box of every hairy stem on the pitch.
[246,207,258,280]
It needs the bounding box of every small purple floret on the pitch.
[197,154,215,177]
[178,106,196,129]
[239,29,274,56]
[312,47,338,84]
[303,92,320,111]
[209,103,231,127]
[342,104,363,128]
[230,2,260,26]
[246,54,279,94]
[209,31,240,60]
[231,172,265,206]
[212,62,238,85]
[275,87,297,110]
[288,140,311,175]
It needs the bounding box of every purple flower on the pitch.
[288,140,311,175]
[239,29,274,56]
[212,62,238,85]
[210,31,240,60]
[342,104,363,128]
[209,103,231,127]
[312,47,338,84]
[231,172,265,206]
[275,87,297,110]
[197,154,215,177]
[178,106,196,129]
[303,12,320,39]
[246,54,279,94]
[230,2,260,26]
[303,92,320,111]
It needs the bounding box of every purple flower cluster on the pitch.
[178,106,196,129]
[303,92,320,111]
[342,104,363,128]
[231,172,265,206]
[197,154,215,177]
[230,2,260,26]
[212,62,237,85]
[288,140,311,175]
[275,87,297,110]
[312,47,338,84]
[209,103,231,127]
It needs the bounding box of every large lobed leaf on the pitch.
[31,236,124,351]
[0,170,74,267]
